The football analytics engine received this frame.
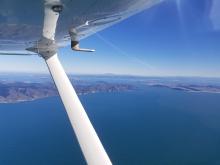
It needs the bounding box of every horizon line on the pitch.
[0,72,220,79]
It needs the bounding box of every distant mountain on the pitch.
[0,79,134,103]
[0,74,220,103]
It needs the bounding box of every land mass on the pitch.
[147,83,220,93]
[0,81,134,103]
[1,74,220,103]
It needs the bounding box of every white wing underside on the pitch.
[0,0,163,54]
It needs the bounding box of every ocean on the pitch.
[0,87,220,164]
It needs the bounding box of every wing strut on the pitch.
[27,0,112,164]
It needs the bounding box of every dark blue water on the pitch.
[0,87,220,165]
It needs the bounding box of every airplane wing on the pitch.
[0,0,163,53]
[57,0,163,44]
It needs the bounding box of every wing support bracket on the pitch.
[26,37,57,60]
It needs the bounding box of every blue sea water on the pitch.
[0,87,220,164]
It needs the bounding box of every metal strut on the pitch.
[27,0,112,164]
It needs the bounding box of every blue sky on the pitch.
[0,0,220,77]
